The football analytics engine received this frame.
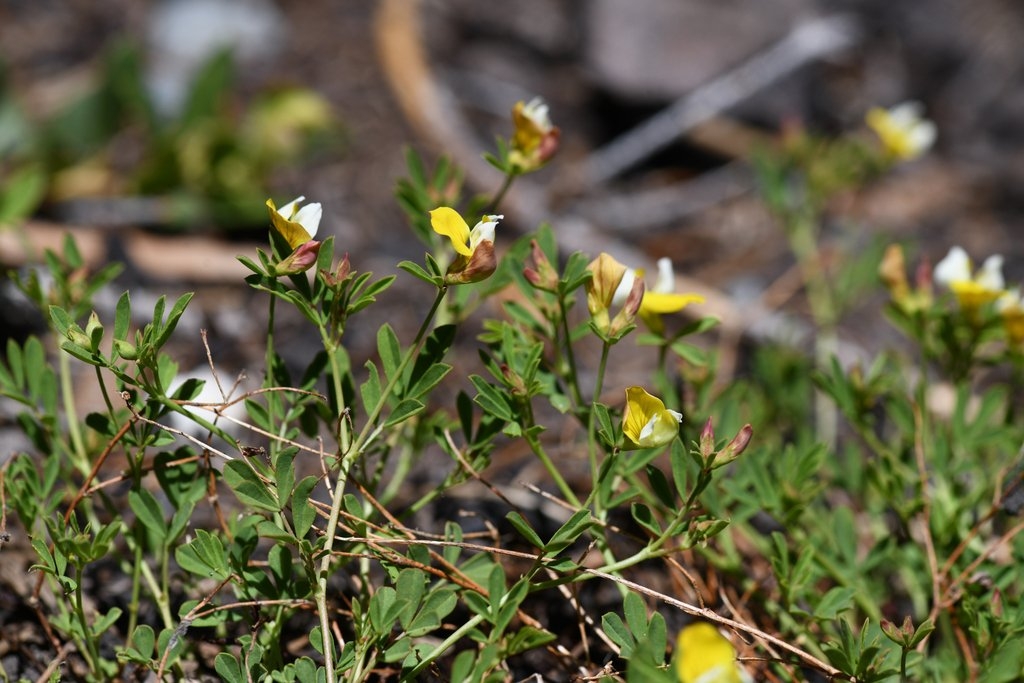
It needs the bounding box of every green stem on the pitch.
[524,429,581,507]
[74,564,100,674]
[486,172,517,214]
[59,351,88,475]
[787,210,838,449]
[557,296,585,410]
[588,342,611,501]
[315,285,448,683]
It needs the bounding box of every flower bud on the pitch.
[273,240,322,276]
[523,240,559,292]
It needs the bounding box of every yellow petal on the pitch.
[676,623,744,683]
[267,198,313,250]
[586,253,628,317]
[430,207,472,256]
[640,292,705,315]
[623,387,681,449]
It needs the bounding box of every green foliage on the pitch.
[2,101,1022,683]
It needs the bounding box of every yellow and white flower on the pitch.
[267,195,322,249]
[933,245,1005,311]
[622,386,682,450]
[675,623,751,683]
[613,258,705,332]
[866,102,936,161]
[997,288,1024,345]
[510,97,560,172]
[429,207,501,284]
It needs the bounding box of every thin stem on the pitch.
[588,342,612,499]
[315,285,448,683]
[486,172,516,214]
[524,429,581,507]
[557,296,584,410]
[59,350,88,475]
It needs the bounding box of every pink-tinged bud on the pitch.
[536,128,561,166]
[274,240,321,276]
[524,239,559,291]
[699,416,716,459]
[879,244,909,302]
[712,423,753,468]
[321,253,352,287]
[608,278,645,338]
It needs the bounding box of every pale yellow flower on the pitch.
[997,288,1024,345]
[933,246,1005,311]
[866,102,936,161]
[510,97,560,172]
[622,386,681,450]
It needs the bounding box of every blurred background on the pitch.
[1,0,1023,366]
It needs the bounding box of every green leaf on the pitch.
[470,375,514,422]
[398,260,440,286]
[544,509,592,555]
[645,465,675,507]
[175,529,230,580]
[222,460,279,511]
[406,362,452,400]
[292,476,318,538]
[129,624,155,658]
[214,652,245,683]
[129,489,168,542]
[384,398,424,427]
[814,586,858,620]
[114,291,131,341]
[631,503,663,537]
[377,324,402,380]
[506,512,544,549]
[154,292,195,349]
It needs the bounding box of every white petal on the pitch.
[653,258,675,294]
[638,414,659,443]
[612,268,636,307]
[934,246,971,287]
[277,195,305,218]
[666,409,683,423]
[469,215,501,249]
[293,202,322,237]
[976,254,1005,291]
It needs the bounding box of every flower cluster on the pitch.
[586,253,704,339]
[883,243,1023,346]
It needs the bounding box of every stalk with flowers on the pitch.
[2,91,1023,683]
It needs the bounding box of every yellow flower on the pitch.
[613,258,705,332]
[997,289,1024,345]
[622,387,681,450]
[866,102,936,161]
[429,207,501,284]
[510,97,560,172]
[933,246,1005,311]
[267,196,322,249]
[675,623,749,683]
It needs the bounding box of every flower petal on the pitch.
[640,292,706,315]
[267,197,316,250]
[430,207,472,256]
[623,387,681,449]
[676,623,746,683]
[933,246,971,288]
[469,214,502,251]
